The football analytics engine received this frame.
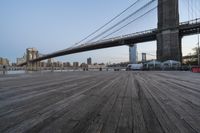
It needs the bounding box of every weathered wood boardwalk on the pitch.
[0,71,200,133]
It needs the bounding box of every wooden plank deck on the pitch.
[0,71,200,133]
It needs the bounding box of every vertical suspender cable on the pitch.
[188,0,190,20]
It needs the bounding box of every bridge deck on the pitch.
[0,71,200,133]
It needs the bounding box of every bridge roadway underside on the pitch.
[0,71,200,133]
[20,22,200,66]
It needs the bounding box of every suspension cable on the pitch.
[86,0,156,43]
[101,6,157,39]
[72,0,142,47]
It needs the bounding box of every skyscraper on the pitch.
[129,44,137,64]
[142,53,147,62]
[87,57,92,65]
[73,62,79,68]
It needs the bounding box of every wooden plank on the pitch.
[0,71,199,133]
[116,73,132,133]
[130,73,147,133]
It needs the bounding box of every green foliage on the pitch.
[184,47,200,65]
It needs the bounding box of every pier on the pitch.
[0,71,199,133]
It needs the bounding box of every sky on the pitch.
[0,0,200,64]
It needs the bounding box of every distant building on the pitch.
[52,61,62,67]
[11,63,17,67]
[57,61,63,67]
[73,62,79,68]
[129,44,138,64]
[4,58,9,65]
[16,53,26,65]
[88,63,106,69]
[40,62,47,67]
[0,57,9,66]
[87,57,92,65]
[52,62,57,67]
[63,62,71,67]
[98,63,105,65]
[17,57,25,65]
[0,57,3,65]
[142,53,147,62]
[47,58,54,67]
[80,63,88,68]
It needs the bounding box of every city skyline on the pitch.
[0,0,200,63]
[0,1,200,132]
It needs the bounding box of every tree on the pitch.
[183,47,200,65]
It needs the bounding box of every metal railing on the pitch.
[77,28,157,48]
[84,19,200,47]
[71,19,200,49]
[180,18,200,25]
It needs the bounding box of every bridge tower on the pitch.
[26,48,39,71]
[157,0,182,62]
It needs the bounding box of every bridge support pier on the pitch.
[157,0,182,62]
[27,62,39,71]
[157,30,182,62]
